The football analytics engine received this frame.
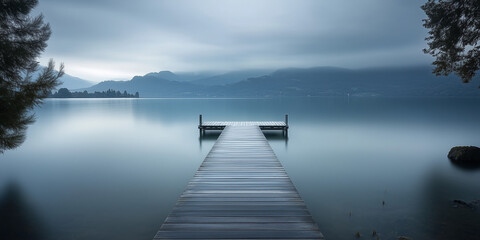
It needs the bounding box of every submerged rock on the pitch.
[398,236,412,240]
[452,199,480,209]
[448,146,480,164]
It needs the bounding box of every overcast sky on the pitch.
[34,0,431,82]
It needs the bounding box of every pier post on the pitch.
[285,114,289,137]
[199,114,203,136]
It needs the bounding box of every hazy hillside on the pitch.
[140,70,272,86]
[190,69,272,86]
[143,71,212,82]
[80,66,480,97]
[27,67,94,90]
[218,66,480,97]
[81,74,207,97]
[59,73,94,90]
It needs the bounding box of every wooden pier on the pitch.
[198,115,289,136]
[153,124,323,239]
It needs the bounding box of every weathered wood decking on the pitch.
[153,125,323,239]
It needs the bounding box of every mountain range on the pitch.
[29,67,95,90]
[70,66,480,97]
[57,73,95,89]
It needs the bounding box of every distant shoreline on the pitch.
[49,88,139,98]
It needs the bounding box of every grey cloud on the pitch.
[35,0,431,81]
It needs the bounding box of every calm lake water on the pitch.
[1,97,480,240]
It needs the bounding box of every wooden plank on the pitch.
[155,230,323,239]
[167,210,313,217]
[174,201,307,206]
[164,216,315,223]
[160,222,319,231]
[172,204,308,210]
[153,125,322,239]
[201,121,286,127]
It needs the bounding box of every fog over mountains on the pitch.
[70,66,480,97]
[27,67,95,90]
[57,73,95,89]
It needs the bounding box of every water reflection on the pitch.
[421,168,480,240]
[263,131,289,141]
[449,160,480,171]
[263,131,288,148]
[1,97,479,240]
[198,131,221,149]
[198,131,222,141]
[0,182,46,240]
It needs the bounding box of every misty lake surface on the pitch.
[1,97,480,240]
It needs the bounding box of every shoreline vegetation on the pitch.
[49,88,139,98]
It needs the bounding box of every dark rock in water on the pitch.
[452,199,480,209]
[453,199,475,209]
[448,146,480,164]
[398,236,412,240]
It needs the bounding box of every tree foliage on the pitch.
[422,0,480,84]
[50,88,140,98]
[0,0,64,153]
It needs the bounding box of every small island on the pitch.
[50,88,139,98]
